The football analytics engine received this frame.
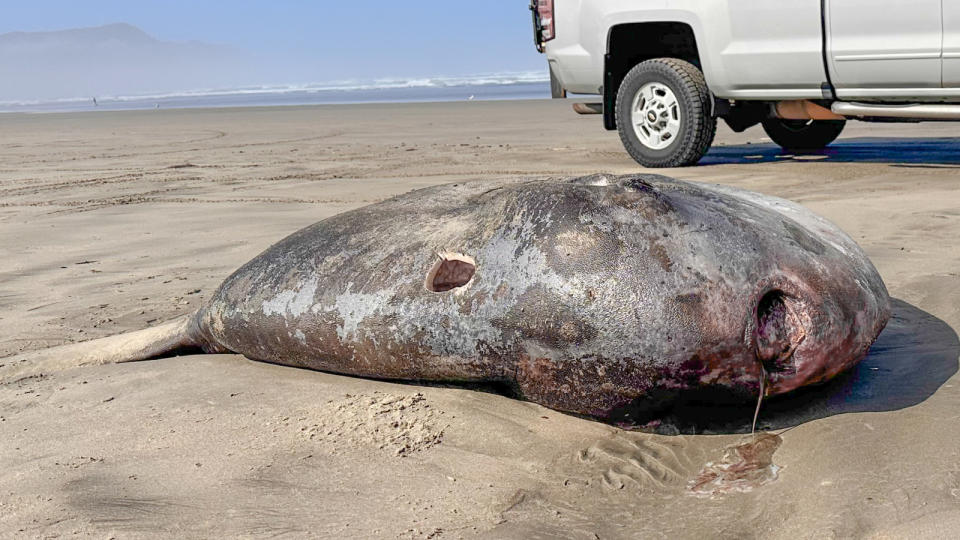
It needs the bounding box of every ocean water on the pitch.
[0,72,552,113]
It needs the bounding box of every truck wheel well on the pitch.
[604,22,701,130]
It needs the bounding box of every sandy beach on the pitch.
[2,99,960,539]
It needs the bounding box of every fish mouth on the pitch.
[754,288,806,379]
[750,278,889,396]
[749,283,821,396]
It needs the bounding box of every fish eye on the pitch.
[425,252,476,292]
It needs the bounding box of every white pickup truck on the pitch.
[532,0,960,167]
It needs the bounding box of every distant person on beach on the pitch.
[92,97,98,106]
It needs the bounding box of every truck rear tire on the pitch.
[761,119,845,151]
[615,58,716,168]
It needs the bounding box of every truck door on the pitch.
[943,2,960,87]
[826,0,942,96]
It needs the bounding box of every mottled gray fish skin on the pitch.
[191,174,890,419]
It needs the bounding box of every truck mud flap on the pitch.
[550,64,567,99]
[603,53,616,130]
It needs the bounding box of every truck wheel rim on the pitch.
[631,82,681,150]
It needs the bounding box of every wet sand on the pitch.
[2,100,960,538]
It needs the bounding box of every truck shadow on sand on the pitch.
[700,137,960,167]
[655,298,959,434]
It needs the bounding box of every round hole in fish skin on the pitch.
[425,253,476,292]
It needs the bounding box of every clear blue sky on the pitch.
[0,1,547,80]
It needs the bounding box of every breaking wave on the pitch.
[0,71,550,111]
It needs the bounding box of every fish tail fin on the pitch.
[0,311,209,384]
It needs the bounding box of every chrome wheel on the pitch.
[631,82,681,150]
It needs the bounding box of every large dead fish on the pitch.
[2,174,890,420]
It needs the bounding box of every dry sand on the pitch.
[1,100,960,539]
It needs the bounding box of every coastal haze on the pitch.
[0,14,550,112]
[0,23,249,102]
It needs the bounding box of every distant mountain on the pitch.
[0,23,157,49]
[0,23,250,102]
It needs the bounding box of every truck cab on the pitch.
[532,0,960,167]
